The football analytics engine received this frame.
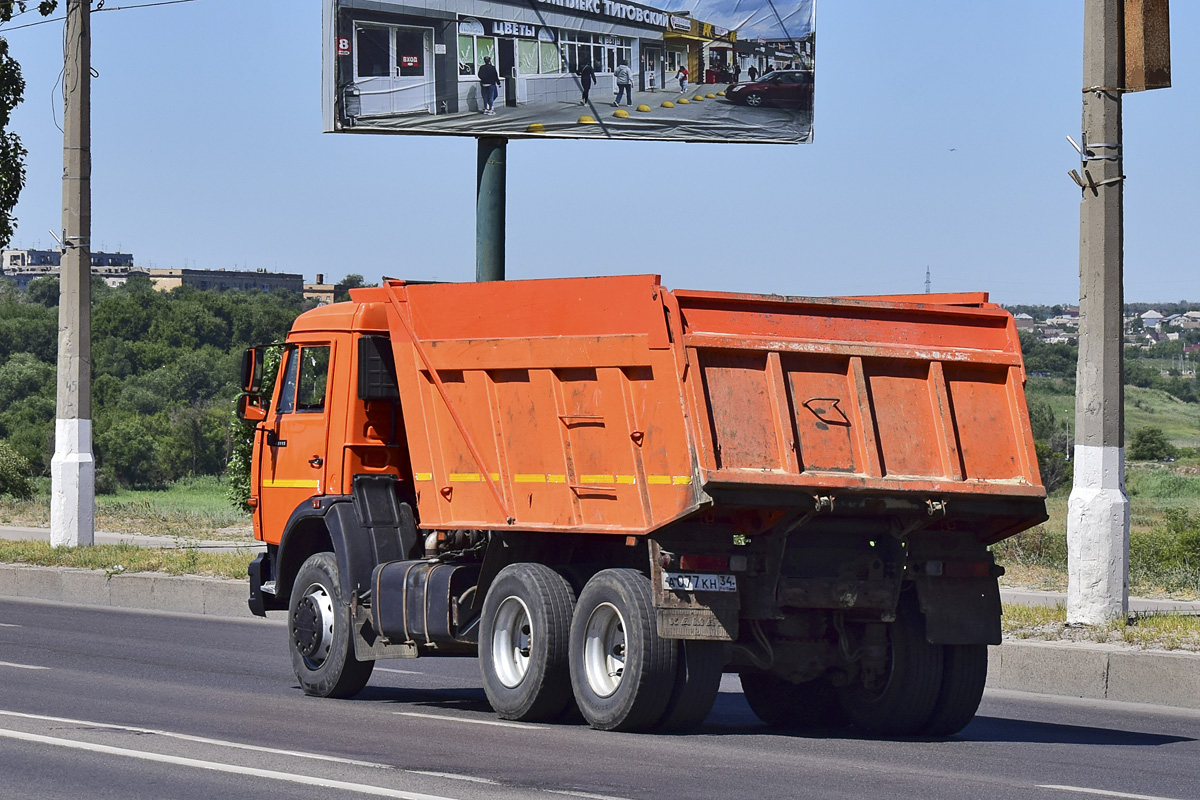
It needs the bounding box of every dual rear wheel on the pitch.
[741,598,987,737]
[479,566,725,732]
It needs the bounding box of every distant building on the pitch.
[1141,309,1164,329]
[1,248,144,290]
[304,273,335,306]
[148,267,303,294]
[1014,312,1035,330]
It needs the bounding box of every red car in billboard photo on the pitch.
[725,70,814,110]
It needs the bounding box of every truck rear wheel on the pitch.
[479,563,576,722]
[922,643,988,737]
[569,569,677,732]
[741,671,844,730]
[836,597,943,736]
[656,640,726,731]
[288,552,373,698]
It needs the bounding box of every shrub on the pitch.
[0,439,34,499]
[1128,426,1179,462]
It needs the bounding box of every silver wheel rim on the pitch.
[583,602,626,698]
[747,94,762,106]
[297,581,335,669]
[492,596,533,688]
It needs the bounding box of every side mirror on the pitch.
[237,393,267,423]
[241,347,265,394]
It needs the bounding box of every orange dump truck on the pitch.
[239,274,1046,735]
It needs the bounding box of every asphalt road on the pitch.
[1,597,1198,800]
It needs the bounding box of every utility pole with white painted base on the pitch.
[1067,0,1170,625]
[50,0,94,548]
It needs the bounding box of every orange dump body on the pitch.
[321,274,1045,542]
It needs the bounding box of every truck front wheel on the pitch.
[479,563,576,721]
[288,552,374,698]
[569,569,678,732]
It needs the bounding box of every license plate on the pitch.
[662,572,737,593]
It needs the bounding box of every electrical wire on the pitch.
[1,0,204,32]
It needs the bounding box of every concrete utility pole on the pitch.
[50,0,94,548]
[1067,0,1128,625]
[476,137,506,282]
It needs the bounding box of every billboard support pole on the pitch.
[1067,0,1128,625]
[476,136,506,282]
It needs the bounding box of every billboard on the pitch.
[322,0,815,144]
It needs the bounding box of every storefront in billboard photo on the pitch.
[323,0,816,144]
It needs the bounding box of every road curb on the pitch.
[0,563,255,619]
[3,563,1199,709]
[986,637,1200,709]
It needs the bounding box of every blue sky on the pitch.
[4,0,1197,305]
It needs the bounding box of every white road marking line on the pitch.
[393,712,546,730]
[375,667,425,675]
[0,710,392,770]
[0,622,21,627]
[0,728,454,800]
[0,661,48,670]
[407,770,499,785]
[1039,785,1187,800]
[545,791,635,800]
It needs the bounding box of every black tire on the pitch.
[741,671,845,731]
[569,569,678,732]
[479,563,576,722]
[656,640,727,732]
[836,597,944,736]
[288,552,373,698]
[744,92,764,107]
[922,644,988,737]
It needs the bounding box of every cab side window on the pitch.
[296,346,331,413]
[275,345,330,414]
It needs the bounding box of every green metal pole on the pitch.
[476,136,507,282]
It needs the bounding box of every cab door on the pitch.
[257,342,332,546]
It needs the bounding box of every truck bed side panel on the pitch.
[381,278,702,533]
[672,290,1042,499]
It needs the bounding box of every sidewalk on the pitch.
[1001,587,1200,615]
[0,525,264,552]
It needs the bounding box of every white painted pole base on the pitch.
[50,418,95,548]
[1066,444,1129,625]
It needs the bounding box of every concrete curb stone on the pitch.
[3,563,1199,710]
[0,563,254,619]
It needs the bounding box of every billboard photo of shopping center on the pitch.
[322,0,815,144]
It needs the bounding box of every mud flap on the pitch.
[913,576,1002,645]
[648,540,739,641]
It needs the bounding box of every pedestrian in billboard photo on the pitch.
[677,65,688,93]
[478,56,499,115]
[578,60,596,105]
[747,64,759,81]
[613,60,633,106]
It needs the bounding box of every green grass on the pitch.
[0,474,251,540]
[0,539,254,581]
[1027,377,1200,449]
[1001,603,1200,651]
[995,467,1200,598]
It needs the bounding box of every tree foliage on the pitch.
[0,279,308,489]
[0,1,59,248]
